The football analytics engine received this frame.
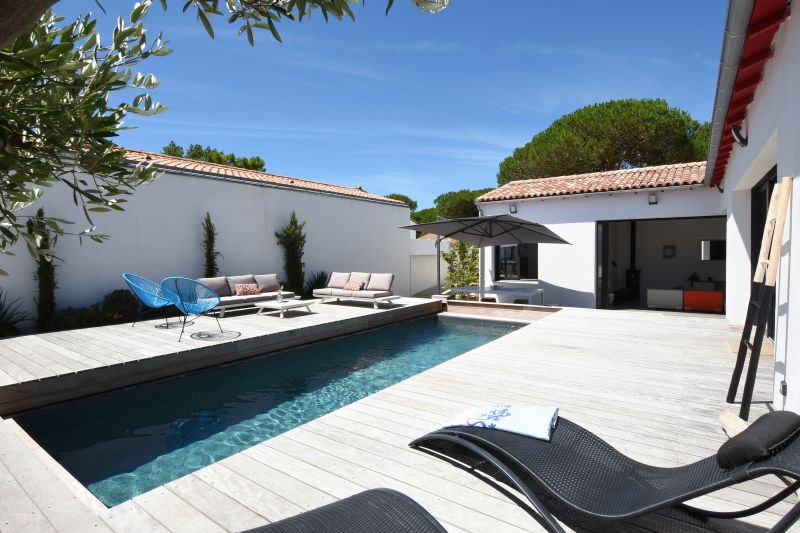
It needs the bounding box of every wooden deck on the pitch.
[0,306,787,532]
[0,297,440,414]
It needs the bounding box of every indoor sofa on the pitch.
[196,273,294,317]
[313,272,400,309]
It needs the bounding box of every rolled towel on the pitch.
[442,404,559,441]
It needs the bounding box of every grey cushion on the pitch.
[366,273,394,292]
[226,275,256,295]
[261,290,295,299]
[218,291,295,307]
[352,290,392,299]
[254,273,280,293]
[349,272,371,287]
[327,272,351,289]
[197,276,231,297]
[716,411,800,468]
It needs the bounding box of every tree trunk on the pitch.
[0,0,58,49]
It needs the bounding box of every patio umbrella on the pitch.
[400,215,570,294]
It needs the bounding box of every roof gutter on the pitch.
[705,0,756,186]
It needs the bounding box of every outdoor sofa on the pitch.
[411,410,800,532]
[313,272,400,309]
[197,273,294,317]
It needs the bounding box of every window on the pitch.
[494,244,538,280]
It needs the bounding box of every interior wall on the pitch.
[634,218,726,295]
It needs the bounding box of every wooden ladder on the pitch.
[727,177,793,420]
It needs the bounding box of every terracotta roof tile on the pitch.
[477,161,707,202]
[123,148,404,205]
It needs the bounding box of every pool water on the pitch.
[16,315,519,507]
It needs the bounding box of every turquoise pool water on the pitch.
[16,315,519,507]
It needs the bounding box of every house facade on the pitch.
[478,0,798,412]
[1,149,412,321]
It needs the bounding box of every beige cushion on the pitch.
[343,281,365,291]
[254,273,280,293]
[349,272,371,287]
[235,283,260,296]
[313,288,334,296]
[352,290,392,299]
[326,288,353,297]
[327,272,351,288]
[226,275,256,295]
[197,276,231,297]
[367,273,394,292]
[260,290,295,299]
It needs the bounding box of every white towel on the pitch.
[442,405,559,441]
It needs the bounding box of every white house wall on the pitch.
[478,186,725,308]
[0,171,412,322]
[716,12,799,411]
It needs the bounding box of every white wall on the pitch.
[0,171,412,323]
[408,237,449,295]
[716,12,800,412]
[479,186,725,308]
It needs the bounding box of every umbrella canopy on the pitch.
[401,215,569,247]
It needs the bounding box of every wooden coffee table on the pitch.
[254,299,318,319]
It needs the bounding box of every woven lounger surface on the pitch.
[411,417,800,532]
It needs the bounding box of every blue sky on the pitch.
[59,0,727,208]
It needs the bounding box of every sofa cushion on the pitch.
[261,290,295,299]
[716,411,800,469]
[343,281,365,291]
[352,290,392,299]
[218,294,271,306]
[226,275,256,295]
[325,288,353,297]
[349,272,371,287]
[313,288,334,296]
[367,273,394,292]
[254,274,280,293]
[235,283,260,296]
[197,276,231,297]
[327,272,351,288]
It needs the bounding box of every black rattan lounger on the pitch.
[410,411,800,532]
[241,488,447,533]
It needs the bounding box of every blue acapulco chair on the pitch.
[159,276,222,341]
[122,273,175,328]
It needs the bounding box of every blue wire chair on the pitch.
[122,273,174,328]
[160,277,222,341]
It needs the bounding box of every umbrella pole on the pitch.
[479,246,485,301]
[436,238,442,294]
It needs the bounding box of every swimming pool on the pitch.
[16,315,519,507]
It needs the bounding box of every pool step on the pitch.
[0,418,111,532]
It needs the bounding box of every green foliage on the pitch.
[386,193,417,212]
[0,5,170,270]
[304,270,329,298]
[441,241,479,296]
[497,99,711,185]
[0,289,29,337]
[201,212,222,277]
[45,289,140,331]
[434,188,493,219]
[412,207,438,224]
[27,208,57,330]
[164,141,266,171]
[275,212,306,293]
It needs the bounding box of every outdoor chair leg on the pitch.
[178,314,187,342]
[214,315,223,333]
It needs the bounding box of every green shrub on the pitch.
[202,212,222,277]
[46,289,141,331]
[304,270,328,298]
[275,212,306,293]
[441,241,479,299]
[0,290,29,338]
[27,208,57,330]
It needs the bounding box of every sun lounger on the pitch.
[240,488,447,533]
[313,272,400,309]
[411,411,800,532]
[448,285,544,305]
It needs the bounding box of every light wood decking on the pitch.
[0,298,440,414]
[0,306,786,532]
